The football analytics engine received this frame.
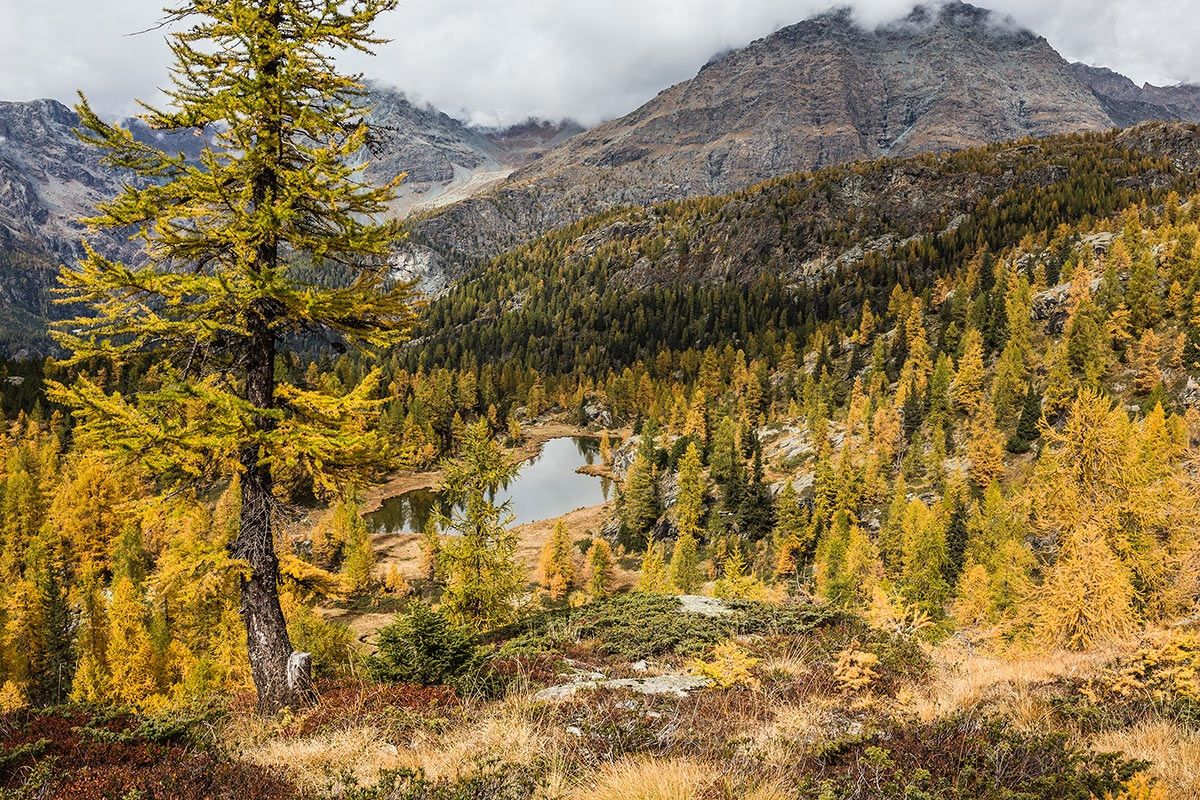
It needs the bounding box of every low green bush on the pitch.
[367,604,477,686]
[495,593,844,662]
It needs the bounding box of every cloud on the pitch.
[1,1,1196,126]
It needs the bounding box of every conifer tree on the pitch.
[1127,252,1163,333]
[435,420,523,628]
[814,512,854,606]
[48,453,132,576]
[1041,343,1076,420]
[952,329,987,417]
[106,573,158,707]
[708,417,740,485]
[70,572,109,704]
[673,442,705,538]
[941,489,970,589]
[669,531,702,594]
[1131,329,1163,395]
[966,412,1007,491]
[737,444,775,539]
[1037,524,1137,649]
[1007,384,1043,454]
[712,546,767,601]
[538,521,575,600]
[621,451,660,546]
[582,539,615,601]
[771,481,809,577]
[51,0,414,712]
[338,498,375,593]
[898,499,948,615]
[637,542,671,594]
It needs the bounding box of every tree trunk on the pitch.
[234,3,311,713]
[232,304,312,713]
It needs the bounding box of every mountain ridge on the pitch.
[400,1,1194,283]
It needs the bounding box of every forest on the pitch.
[0,1,1197,798]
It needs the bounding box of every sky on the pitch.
[1,0,1197,128]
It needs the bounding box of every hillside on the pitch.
[411,122,1200,376]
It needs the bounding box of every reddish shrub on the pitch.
[287,680,460,737]
[0,709,296,800]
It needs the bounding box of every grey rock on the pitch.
[1071,63,1200,128]
[534,672,711,701]
[677,595,733,617]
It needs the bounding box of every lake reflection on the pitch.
[366,437,613,535]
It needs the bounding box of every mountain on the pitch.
[0,89,578,352]
[2,1,1199,351]
[402,1,1128,278]
[360,87,552,216]
[1070,63,1200,128]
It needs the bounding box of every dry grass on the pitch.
[403,703,559,781]
[1091,719,1200,799]
[566,757,789,800]
[238,723,402,793]
[739,700,841,767]
[567,758,714,800]
[907,639,1128,725]
[228,695,565,794]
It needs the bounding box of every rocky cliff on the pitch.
[1070,63,1200,128]
[402,2,1126,279]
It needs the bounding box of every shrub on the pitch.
[801,714,1145,799]
[287,600,359,678]
[1078,629,1200,727]
[690,641,761,690]
[0,709,294,800]
[328,761,542,800]
[496,594,842,663]
[367,604,477,686]
[833,646,880,693]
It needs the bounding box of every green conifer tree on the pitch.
[50,0,415,712]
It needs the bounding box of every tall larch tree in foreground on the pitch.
[50,0,416,712]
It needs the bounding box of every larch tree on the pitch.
[673,442,705,538]
[637,542,672,594]
[669,530,702,594]
[582,539,615,601]
[50,0,417,711]
[538,520,575,600]
[435,419,524,628]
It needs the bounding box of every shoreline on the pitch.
[359,421,626,515]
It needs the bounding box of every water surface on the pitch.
[366,436,613,535]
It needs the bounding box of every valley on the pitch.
[0,1,1199,799]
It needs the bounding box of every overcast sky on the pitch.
[1,0,1196,127]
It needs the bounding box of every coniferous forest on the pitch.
[0,2,1199,799]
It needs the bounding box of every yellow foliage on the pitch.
[538,520,576,600]
[1098,630,1200,704]
[1107,773,1168,800]
[1037,524,1137,650]
[384,564,412,597]
[712,548,768,600]
[834,645,880,693]
[0,681,27,713]
[690,640,761,690]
